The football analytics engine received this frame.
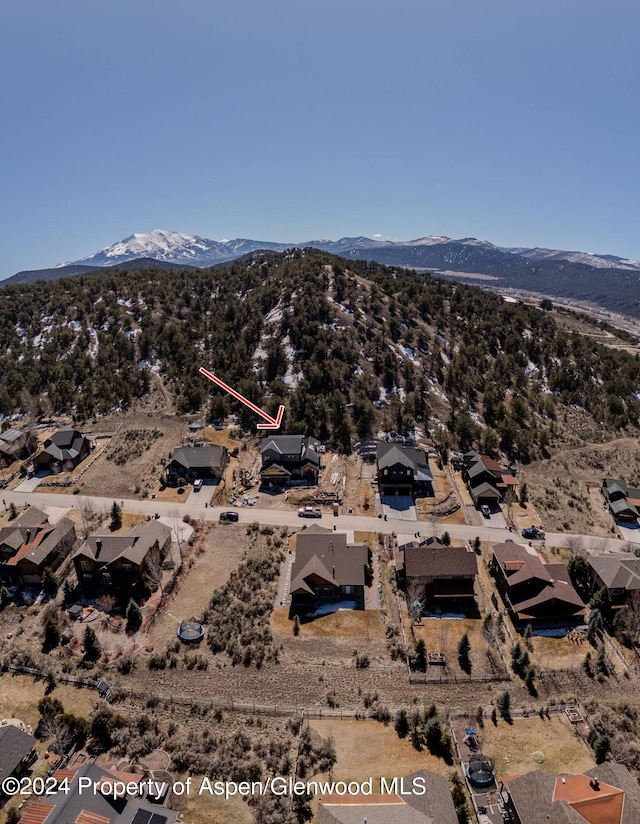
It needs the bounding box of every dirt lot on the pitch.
[520,434,640,534]
[479,714,595,779]
[416,463,466,525]
[308,718,452,783]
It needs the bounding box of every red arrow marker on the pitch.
[199,367,285,430]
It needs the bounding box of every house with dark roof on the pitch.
[32,428,91,473]
[463,450,518,506]
[317,770,458,824]
[602,478,640,523]
[290,526,369,612]
[396,538,478,614]
[19,762,177,824]
[72,520,171,596]
[166,444,228,484]
[0,507,76,587]
[490,542,585,630]
[0,724,37,789]
[260,434,320,487]
[376,443,433,497]
[587,555,640,610]
[502,762,640,824]
[0,428,37,466]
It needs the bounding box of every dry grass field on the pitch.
[480,714,595,779]
[173,790,253,824]
[271,607,384,639]
[410,618,497,678]
[527,634,589,672]
[308,718,452,783]
[0,673,100,729]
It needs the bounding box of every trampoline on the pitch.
[466,760,495,788]
[177,621,205,644]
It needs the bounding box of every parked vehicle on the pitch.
[298,506,322,518]
[522,525,545,539]
[219,511,239,523]
[480,505,491,518]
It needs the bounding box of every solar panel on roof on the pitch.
[131,811,152,824]
[150,814,168,824]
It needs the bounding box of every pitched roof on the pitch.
[12,517,75,568]
[169,444,227,470]
[376,444,433,480]
[0,724,36,781]
[260,435,305,455]
[19,802,56,824]
[402,544,478,579]
[73,520,171,566]
[290,531,368,594]
[492,543,584,615]
[43,428,88,462]
[505,764,640,824]
[317,770,457,824]
[588,555,640,592]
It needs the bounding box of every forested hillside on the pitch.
[1,249,639,462]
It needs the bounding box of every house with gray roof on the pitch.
[503,762,640,824]
[463,450,519,506]
[260,434,320,487]
[72,520,171,596]
[376,443,433,497]
[602,478,640,522]
[0,724,36,786]
[166,443,228,484]
[33,427,91,472]
[0,428,37,466]
[20,762,177,824]
[290,526,368,612]
[317,770,458,824]
[0,507,76,587]
[587,554,640,610]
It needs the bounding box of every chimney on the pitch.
[332,566,336,579]
[590,777,600,791]
[95,538,102,558]
[26,529,31,543]
[561,777,566,784]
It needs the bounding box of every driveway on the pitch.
[381,495,417,521]
[14,475,46,492]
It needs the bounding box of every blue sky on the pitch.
[1,0,639,277]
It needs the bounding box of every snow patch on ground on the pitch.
[307,601,359,618]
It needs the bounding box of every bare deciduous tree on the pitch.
[406,578,425,624]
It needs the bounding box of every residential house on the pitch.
[0,428,37,466]
[72,520,171,596]
[0,507,76,587]
[260,434,320,487]
[0,724,37,788]
[502,762,640,824]
[602,478,640,523]
[32,427,91,473]
[317,770,458,824]
[396,538,478,614]
[463,450,518,506]
[19,762,178,824]
[289,526,368,612]
[376,443,433,497]
[587,555,640,610]
[490,542,585,630]
[166,444,228,484]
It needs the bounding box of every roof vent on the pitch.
[590,777,600,791]
[562,777,566,784]
[26,529,31,543]
[95,538,102,558]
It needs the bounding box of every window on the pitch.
[80,558,91,571]
[122,563,133,571]
[342,585,354,595]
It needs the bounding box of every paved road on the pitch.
[0,489,628,554]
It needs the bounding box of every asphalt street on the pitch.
[1,489,627,553]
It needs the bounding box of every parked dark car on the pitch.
[220,511,239,523]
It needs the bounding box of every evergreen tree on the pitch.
[83,626,101,663]
[457,633,471,674]
[42,618,61,653]
[41,567,59,598]
[394,709,409,739]
[110,501,122,531]
[126,599,143,633]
